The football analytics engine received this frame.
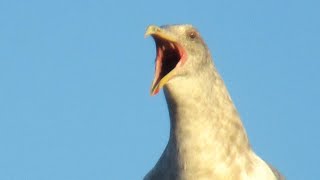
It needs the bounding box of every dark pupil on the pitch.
[189,32,196,39]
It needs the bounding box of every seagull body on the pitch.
[144,24,283,180]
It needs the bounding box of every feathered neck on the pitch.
[162,62,252,178]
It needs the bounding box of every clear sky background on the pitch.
[0,0,319,180]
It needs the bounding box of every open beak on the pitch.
[145,25,186,95]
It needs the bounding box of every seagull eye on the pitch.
[188,31,197,39]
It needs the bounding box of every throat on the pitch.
[162,70,251,172]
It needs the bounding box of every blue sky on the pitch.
[0,0,319,179]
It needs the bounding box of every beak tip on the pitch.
[150,87,159,96]
[144,33,150,38]
[145,25,160,38]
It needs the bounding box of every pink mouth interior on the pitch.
[152,37,186,92]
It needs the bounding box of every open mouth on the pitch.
[151,36,186,95]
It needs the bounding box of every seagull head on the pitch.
[145,24,210,95]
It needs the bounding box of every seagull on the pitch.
[144,24,284,180]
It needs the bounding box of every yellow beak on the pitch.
[145,25,179,95]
